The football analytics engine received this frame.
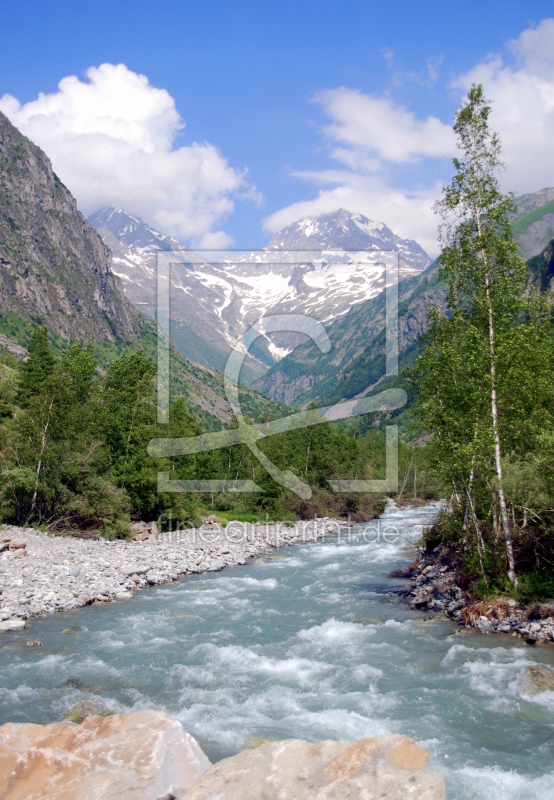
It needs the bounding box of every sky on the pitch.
[1,1,554,255]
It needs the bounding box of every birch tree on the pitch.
[423,84,533,586]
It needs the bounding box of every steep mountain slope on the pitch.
[0,111,141,344]
[0,114,287,430]
[89,207,431,382]
[254,234,554,415]
[514,188,554,259]
[253,263,446,409]
[526,238,554,294]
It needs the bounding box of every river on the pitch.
[1,503,553,799]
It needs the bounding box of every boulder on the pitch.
[132,521,159,542]
[0,710,210,800]
[0,619,26,632]
[185,735,445,800]
[517,664,554,696]
[200,515,222,532]
[119,564,149,576]
[64,699,116,724]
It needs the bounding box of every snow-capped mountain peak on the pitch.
[89,206,431,384]
[266,208,431,271]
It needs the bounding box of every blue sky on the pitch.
[2,1,554,253]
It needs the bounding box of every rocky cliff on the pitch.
[0,112,142,343]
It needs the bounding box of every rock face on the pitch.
[514,188,554,259]
[0,111,142,344]
[0,710,210,800]
[185,735,445,800]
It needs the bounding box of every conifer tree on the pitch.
[17,325,55,406]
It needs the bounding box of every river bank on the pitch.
[0,518,344,631]
[402,541,554,644]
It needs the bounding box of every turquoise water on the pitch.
[1,504,554,799]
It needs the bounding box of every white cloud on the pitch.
[453,18,554,195]
[264,89,454,255]
[0,63,257,244]
[315,87,454,166]
[265,18,554,257]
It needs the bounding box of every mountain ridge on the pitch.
[0,111,142,344]
[0,113,288,430]
[89,206,432,382]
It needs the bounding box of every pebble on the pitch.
[0,519,342,628]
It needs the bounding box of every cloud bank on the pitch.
[0,63,256,246]
[265,18,554,256]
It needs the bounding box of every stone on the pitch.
[24,640,42,647]
[0,619,25,631]
[517,665,554,695]
[132,521,159,542]
[206,560,225,572]
[8,542,26,550]
[184,735,445,800]
[0,710,210,800]
[200,515,222,532]
[64,699,116,724]
[115,591,133,600]
[476,618,493,633]
[119,564,150,576]
[412,596,429,608]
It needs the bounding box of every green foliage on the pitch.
[413,84,554,596]
[0,330,386,534]
[17,326,55,405]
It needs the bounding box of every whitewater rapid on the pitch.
[1,504,553,799]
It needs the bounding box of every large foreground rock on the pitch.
[185,735,445,799]
[0,710,210,800]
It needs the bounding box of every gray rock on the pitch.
[0,619,26,631]
[517,665,554,695]
[206,560,225,572]
[476,618,493,633]
[119,564,150,576]
[184,735,445,800]
[64,699,116,724]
